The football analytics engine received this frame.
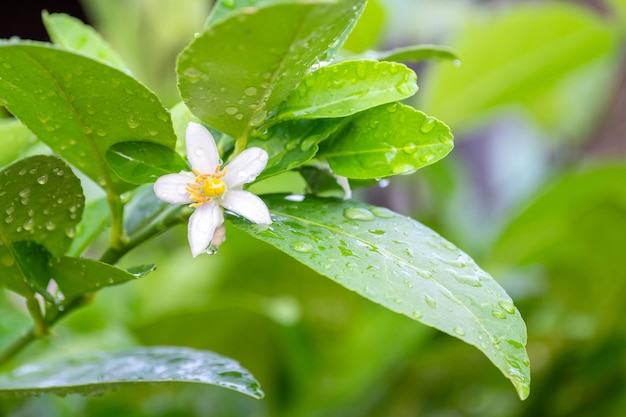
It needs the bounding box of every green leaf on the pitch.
[0,346,263,399]
[66,197,109,257]
[341,0,385,53]
[319,103,454,179]
[355,44,460,63]
[49,257,153,303]
[274,60,417,121]
[422,3,620,135]
[0,118,37,167]
[0,42,177,193]
[231,195,530,399]
[205,0,294,27]
[177,0,366,140]
[250,118,344,179]
[0,155,84,294]
[106,141,188,185]
[42,11,128,70]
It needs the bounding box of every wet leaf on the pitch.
[0,42,176,193]
[251,118,344,179]
[0,156,84,296]
[231,195,530,399]
[355,44,460,63]
[319,103,454,179]
[0,346,263,399]
[275,60,417,121]
[106,141,188,185]
[0,118,37,167]
[177,0,366,140]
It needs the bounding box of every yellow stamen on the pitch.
[187,166,227,208]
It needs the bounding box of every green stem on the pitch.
[106,190,125,250]
[0,205,187,369]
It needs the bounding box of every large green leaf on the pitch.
[0,155,84,295]
[230,195,530,399]
[0,42,176,193]
[422,3,620,136]
[0,346,263,399]
[42,11,128,70]
[177,0,366,140]
[319,103,454,179]
[274,60,417,121]
[205,0,294,26]
[353,44,459,63]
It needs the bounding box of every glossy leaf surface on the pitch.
[275,60,417,121]
[0,42,176,193]
[106,141,189,185]
[0,156,84,294]
[0,346,263,399]
[319,103,453,179]
[231,195,530,399]
[177,0,366,139]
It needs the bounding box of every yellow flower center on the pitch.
[186,167,227,208]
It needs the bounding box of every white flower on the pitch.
[153,122,272,257]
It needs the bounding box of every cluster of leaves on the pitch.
[0,0,529,403]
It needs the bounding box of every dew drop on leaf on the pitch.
[491,309,507,319]
[420,116,436,134]
[454,327,466,336]
[37,175,48,185]
[290,241,313,253]
[498,300,516,314]
[343,207,375,221]
[424,295,437,308]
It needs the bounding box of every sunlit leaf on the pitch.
[0,346,263,399]
[42,11,128,70]
[341,0,385,53]
[106,141,188,185]
[0,42,176,193]
[231,195,530,399]
[319,103,453,179]
[275,60,417,121]
[177,0,366,140]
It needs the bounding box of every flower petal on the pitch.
[186,122,220,174]
[223,147,269,189]
[188,202,224,257]
[221,190,271,224]
[153,173,194,204]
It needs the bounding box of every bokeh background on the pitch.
[1,0,626,416]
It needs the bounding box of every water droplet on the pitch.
[412,310,423,319]
[454,274,482,287]
[127,117,140,128]
[23,218,35,231]
[370,207,394,218]
[343,207,375,221]
[36,175,48,185]
[395,80,414,95]
[5,215,14,224]
[1,253,14,266]
[424,295,437,308]
[491,309,507,319]
[403,143,418,154]
[96,129,106,137]
[19,188,31,198]
[290,241,313,253]
[18,168,27,176]
[420,153,436,164]
[300,137,317,152]
[420,116,436,134]
[285,139,298,151]
[244,87,258,96]
[45,221,56,231]
[453,59,462,67]
[355,61,368,79]
[65,228,76,238]
[225,107,239,115]
[498,300,515,314]
[453,327,465,336]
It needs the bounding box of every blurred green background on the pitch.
[1,0,626,415]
